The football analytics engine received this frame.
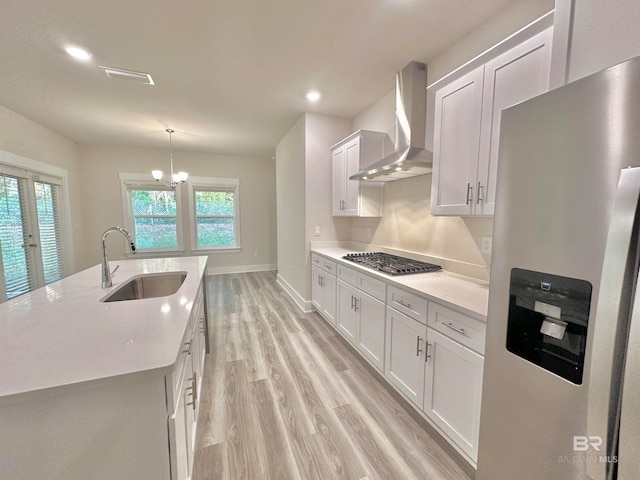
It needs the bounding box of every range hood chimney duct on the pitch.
[350,61,433,181]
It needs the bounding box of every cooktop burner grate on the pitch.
[342,252,442,276]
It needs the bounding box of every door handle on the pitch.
[466,183,473,205]
[477,182,484,204]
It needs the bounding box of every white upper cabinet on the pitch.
[331,130,388,217]
[431,28,553,216]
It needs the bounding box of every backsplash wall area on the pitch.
[349,176,493,281]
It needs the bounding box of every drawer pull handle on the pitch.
[443,322,465,335]
[416,336,423,356]
[397,299,412,309]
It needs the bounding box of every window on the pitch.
[0,156,72,303]
[119,173,183,253]
[188,177,240,251]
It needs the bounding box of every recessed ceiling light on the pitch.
[306,90,321,102]
[65,46,92,62]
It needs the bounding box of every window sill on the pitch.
[126,249,185,258]
[192,247,241,254]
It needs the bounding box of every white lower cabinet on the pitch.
[311,253,487,465]
[168,285,207,480]
[312,265,337,325]
[424,327,484,461]
[356,289,386,371]
[336,276,386,371]
[384,306,427,407]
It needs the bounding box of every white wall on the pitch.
[0,104,85,272]
[77,144,277,272]
[276,115,308,304]
[275,113,351,307]
[554,0,640,83]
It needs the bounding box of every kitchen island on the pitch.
[0,256,208,480]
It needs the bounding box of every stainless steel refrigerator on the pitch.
[477,56,640,480]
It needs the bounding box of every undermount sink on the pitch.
[101,272,187,302]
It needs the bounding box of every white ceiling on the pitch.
[0,0,549,158]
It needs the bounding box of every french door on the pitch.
[0,164,67,302]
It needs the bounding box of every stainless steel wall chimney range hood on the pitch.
[350,61,433,182]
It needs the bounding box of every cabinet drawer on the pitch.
[427,302,486,354]
[356,271,386,302]
[312,254,337,274]
[321,258,336,275]
[387,286,429,325]
[337,264,358,286]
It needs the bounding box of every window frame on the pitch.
[119,173,184,255]
[187,176,241,253]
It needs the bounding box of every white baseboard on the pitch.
[207,263,277,275]
[276,273,312,313]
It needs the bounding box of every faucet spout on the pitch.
[101,226,136,288]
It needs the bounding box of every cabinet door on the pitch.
[342,139,361,216]
[337,280,359,344]
[384,307,427,407]
[424,328,484,461]
[356,292,386,371]
[332,147,346,215]
[321,273,337,326]
[311,266,323,310]
[431,66,484,216]
[477,28,552,216]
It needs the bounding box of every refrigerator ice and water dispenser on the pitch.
[506,268,593,384]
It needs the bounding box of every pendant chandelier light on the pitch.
[152,128,188,188]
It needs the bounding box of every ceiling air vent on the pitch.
[100,66,155,85]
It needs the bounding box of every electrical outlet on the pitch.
[314,226,321,237]
[481,236,492,255]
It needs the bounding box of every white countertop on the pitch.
[0,256,208,399]
[312,248,489,320]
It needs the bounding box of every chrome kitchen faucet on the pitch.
[101,226,136,288]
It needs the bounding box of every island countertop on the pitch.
[0,256,208,399]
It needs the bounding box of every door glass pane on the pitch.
[0,175,35,299]
[34,181,65,284]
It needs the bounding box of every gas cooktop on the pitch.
[342,252,442,276]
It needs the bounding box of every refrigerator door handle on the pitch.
[587,166,640,480]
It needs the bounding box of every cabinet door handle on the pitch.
[443,322,465,335]
[351,295,355,310]
[477,182,484,204]
[466,183,473,205]
[416,336,423,356]
[425,342,432,363]
[182,341,192,355]
[186,373,197,410]
[397,299,412,309]
[354,297,359,312]
[199,318,205,334]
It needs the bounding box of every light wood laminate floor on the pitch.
[193,271,472,480]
